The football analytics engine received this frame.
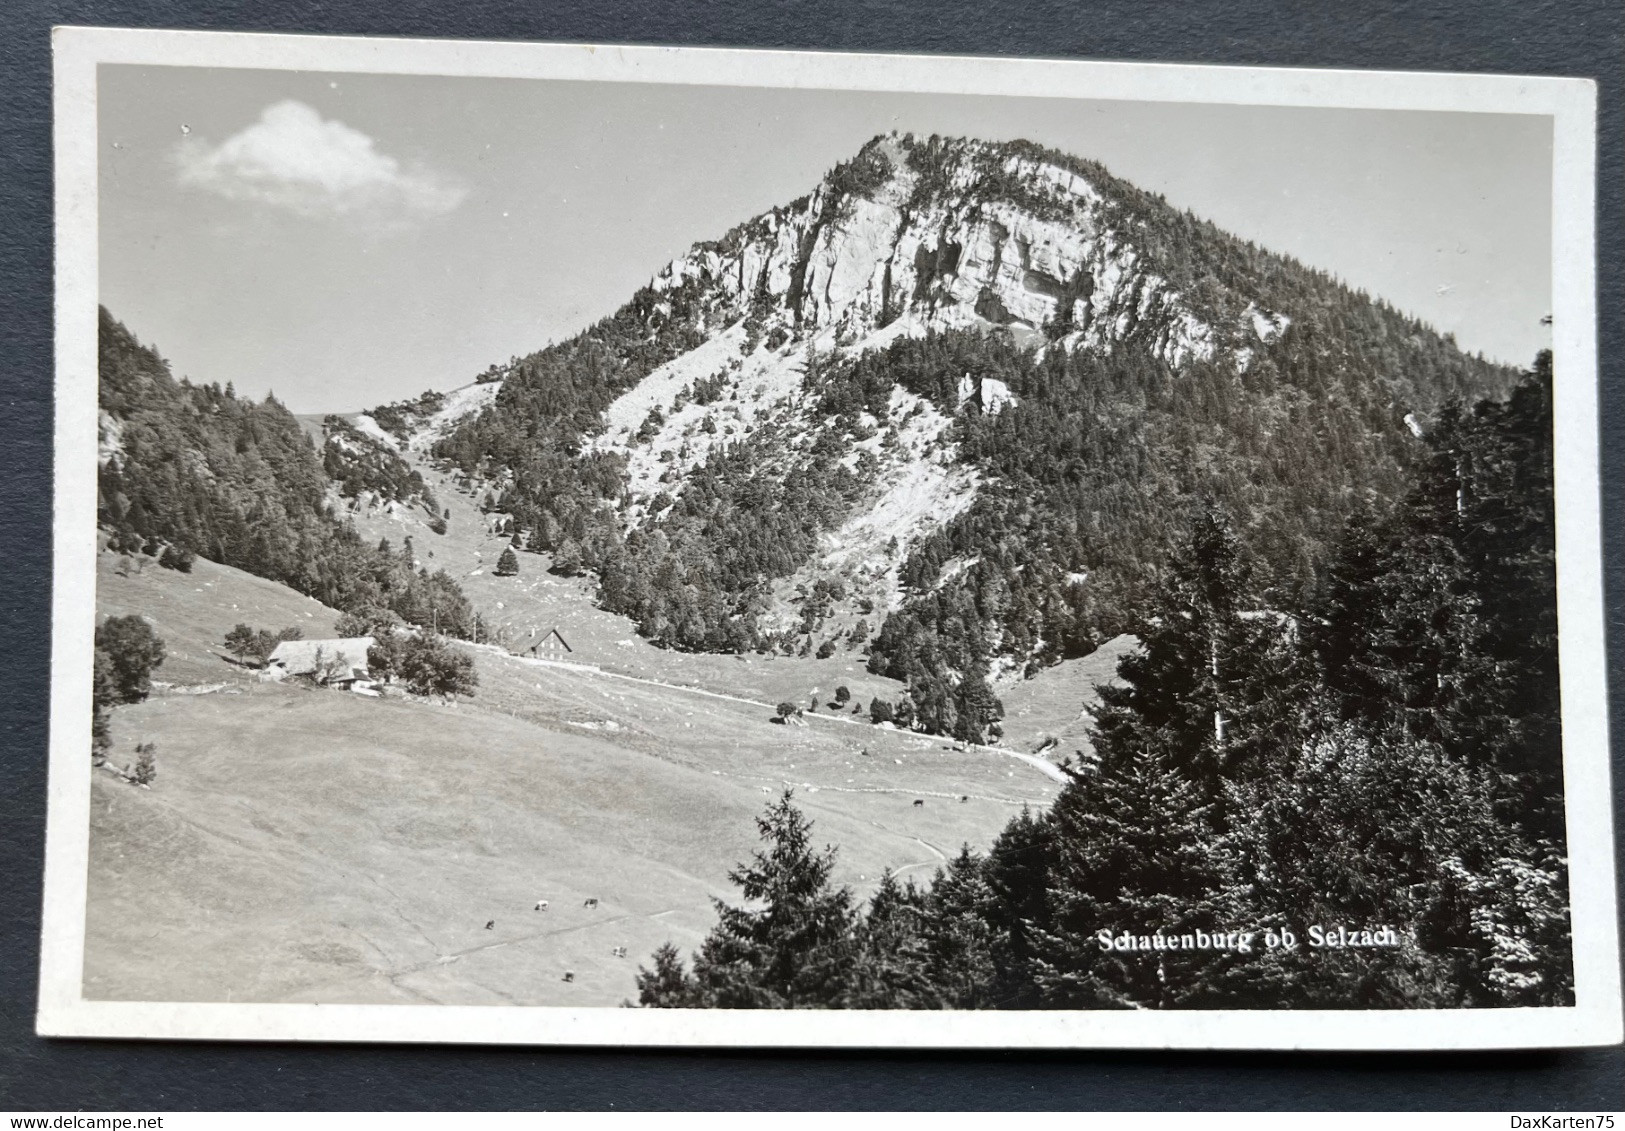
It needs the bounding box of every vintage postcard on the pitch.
[39,27,1620,1048]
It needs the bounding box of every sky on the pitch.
[98,65,1553,414]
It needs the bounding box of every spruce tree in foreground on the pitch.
[842,853,999,1009]
[912,848,999,1008]
[1090,503,1304,806]
[981,805,1056,1008]
[638,791,858,1008]
[843,870,933,1008]
[1033,749,1228,1009]
[495,546,520,577]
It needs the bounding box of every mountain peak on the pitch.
[650,130,1234,372]
[411,132,1515,687]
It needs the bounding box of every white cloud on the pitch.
[176,100,465,221]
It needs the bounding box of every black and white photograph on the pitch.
[38,28,1621,1049]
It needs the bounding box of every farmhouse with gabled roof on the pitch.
[265,637,375,689]
[522,628,573,661]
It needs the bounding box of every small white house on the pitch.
[265,636,375,691]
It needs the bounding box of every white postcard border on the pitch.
[40,26,1621,1049]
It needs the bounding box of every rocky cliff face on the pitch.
[646,134,1269,372]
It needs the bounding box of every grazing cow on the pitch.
[535,900,549,911]
[912,798,924,808]
[612,946,627,958]
[562,971,575,983]
[583,897,599,909]
[484,920,494,930]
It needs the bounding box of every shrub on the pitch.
[373,632,478,698]
[816,639,836,660]
[775,701,797,721]
[224,623,303,665]
[108,528,145,555]
[158,544,195,572]
[131,741,157,786]
[334,608,402,638]
[550,539,583,577]
[223,623,255,660]
[869,697,894,725]
[834,686,851,705]
[367,633,406,681]
[95,615,165,703]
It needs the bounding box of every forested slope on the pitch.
[97,307,482,639]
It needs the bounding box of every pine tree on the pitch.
[549,536,588,575]
[915,848,998,1007]
[843,870,934,1007]
[982,805,1055,1007]
[662,791,858,1008]
[1440,356,1562,833]
[494,546,520,577]
[1092,502,1300,800]
[951,662,1001,744]
[223,623,259,662]
[1314,464,1481,755]
[634,943,697,1006]
[1032,750,1227,1009]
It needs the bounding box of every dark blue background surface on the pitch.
[1,0,1620,1110]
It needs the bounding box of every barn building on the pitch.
[265,637,376,690]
